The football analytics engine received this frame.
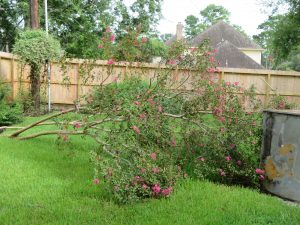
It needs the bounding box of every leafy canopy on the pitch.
[13,29,61,66]
[184,4,246,39]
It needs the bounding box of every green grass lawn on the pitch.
[0,116,300,225]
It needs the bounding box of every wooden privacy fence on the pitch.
[1,51,300,106]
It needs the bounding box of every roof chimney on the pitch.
[176,22,183,41]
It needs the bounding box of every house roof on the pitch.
[165,35,177,46]
[190,21,262,49]
[214,40,264,69]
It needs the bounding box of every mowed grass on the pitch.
[0,116,300,225]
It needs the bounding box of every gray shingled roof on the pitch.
[214,40,264,69]
[165,35,177,46]
[190,21,262,49]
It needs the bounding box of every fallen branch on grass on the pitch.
[17,130,85,140]
[10,108,77,138]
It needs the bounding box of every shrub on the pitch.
[0,81,22,126]
[179,81,263,188]
[267,95,296,109]
[89,78,182,203]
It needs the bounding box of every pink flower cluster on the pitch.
[219,169,226,176]
[255,168,265,180]
[73,122,81,129]
[161,187,173,197]
[152,184,161,194]
[150,152,157,161]
[151,184,173,197]
[131,125,141,134]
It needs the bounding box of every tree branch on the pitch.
[10,108,77,138]
[17,130,85,140]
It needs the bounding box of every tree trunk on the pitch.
[30,63,41,115]
[30,0,39,29]
[29,0,40,114]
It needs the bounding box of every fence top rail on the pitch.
[1,51,300,76]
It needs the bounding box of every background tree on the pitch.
[256,0,300,70]
[0,0,20,52]
[184,15,203,39]
[159,33,173,42]
[184,4,245,39]
[5,0,163,59]
[199,4,230,27]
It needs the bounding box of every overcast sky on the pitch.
[125,0,270,36]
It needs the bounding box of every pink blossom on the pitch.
[199,143,205,147]
[135,176,141,180]
[134,101,141,106]
[131,126,141,134]
[139,114,146,119]
[199,157,205,162]
[234,82,239,86]
[219,169,226,176]
[105,27,111,33]
[229,143,235,149]
[253,121,257,126]
[225,156,232,162]
[142,184,148,190]
[225,82,231,86]
[150,152,157,161]
[73,122,81,129]
[209,57,216,63]
[252,140,257,145]
[107,59,115,65]
[168,59,177,65]
[219,116,226,123]
[161,187,173,197]
[207,67,216,73]
[110,35,116,42]
[152,184,161,194]
[148,97,155,106]
[255,168,265,175]
[220,127,225,133]
[152,167,160,173]
[171,138,177,147]
[183,173,188,178]
[141,37,148,43]
[237,160,242,166]
[214,108,223,116]
[157,105,163,112]
[259,175,265,180]
[140,168,146,174]
[93,178,100,185]
[98,44,103,49]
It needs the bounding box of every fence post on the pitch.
[10,58,15,99]
[76,63,80,102]
[218,70,224,84]
[265,73,271,106]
